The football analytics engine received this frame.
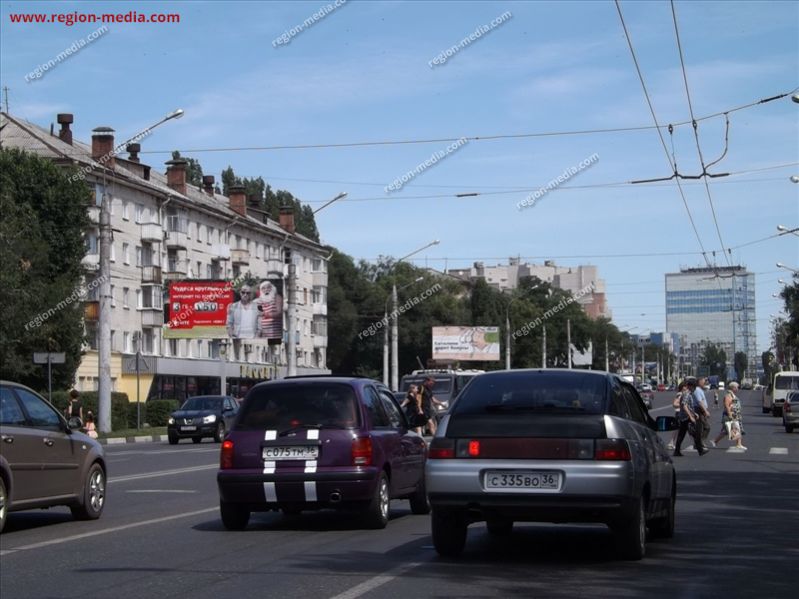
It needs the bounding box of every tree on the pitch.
[0,149,91,390]
[734,351,748,382]
[700,343,727,378]
[779,275,799,369]
[171,151,203,187]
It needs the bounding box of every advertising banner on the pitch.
[164,281,234,339]
[432,326,501,361]
[226,279,284,343]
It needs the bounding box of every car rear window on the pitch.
[236,383,359,431]
[452,371,608,416]
[182,397,222,411]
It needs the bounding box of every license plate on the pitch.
[484,471,561,490]
[262,446,318,460]
[180,425,197,431]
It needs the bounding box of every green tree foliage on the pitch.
[779,275,799,369]
[700,343,728,378]
[734,351,748,382]
[0,149,91,389]
[171,151,203,187]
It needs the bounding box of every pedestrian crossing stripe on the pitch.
[769,447,788,455]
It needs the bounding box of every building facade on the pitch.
[2,112,330,403]
[665,266,757,377]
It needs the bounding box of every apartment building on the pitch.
[1,112,330,402]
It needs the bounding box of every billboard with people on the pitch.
[226,279,284,343]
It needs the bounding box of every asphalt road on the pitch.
[1,390,796,598]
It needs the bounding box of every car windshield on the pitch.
[452,371,607,416]
[236,383,359,431]
[401,378,452,394]
[181,397,222,411]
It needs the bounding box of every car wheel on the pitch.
[0,477,7,534]
[486,518,513,536]
[71,462,106,521]
[650,489,675,539]
[220,501,250,530]
[408,475,430,515]
[432,507,467,557]
[214,422,226,443]
[363,471,390,529]
[168,433,178,445]
[614,496,646,561]
[192,436,202,444]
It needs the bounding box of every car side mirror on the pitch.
[67,416,83,430]
[655,416,679,432]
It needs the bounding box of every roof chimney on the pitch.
[57,113,73,145]
[279,206,295,234]
[202,175,215,196]
[126,143,141,163]
[91,126,115,168]
[165,159,187,195]
[229,185,247,217]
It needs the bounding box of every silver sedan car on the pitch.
[426,369,678,560]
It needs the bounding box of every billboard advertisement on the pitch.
[226,279,284,343]
[432,326,501,361]
[164,281,234,339]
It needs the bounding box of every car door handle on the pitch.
[43,438,55,447]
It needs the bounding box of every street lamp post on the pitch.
[97,108,183,434]
[383,277,423,385]
[390,240,439,390]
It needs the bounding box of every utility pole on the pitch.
[542,325,546,368]
[605,337,609,372]
[567,319,572,369]
[97,128,113,434]
[383,313,389,385]
[287,261,297,376]
[390,282,398,391]
[505,311,511,370]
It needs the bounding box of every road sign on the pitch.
[124,355,152,373]
[33,352,65,364]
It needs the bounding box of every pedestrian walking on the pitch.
[65,389,83,422]
[400,385,425,434]
[419,376,445,436]
[674,379,708,456]
[668,382,686,450]
[711,382,746,450]
[692,377,712,441]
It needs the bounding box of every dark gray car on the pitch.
[426,369,678,560]
[0,381,106,533]
[167,395,239,444]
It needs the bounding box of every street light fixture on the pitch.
[97,108,184,434]
[312,192,348,215]
[790,175,799,183]
[777,225,799,237]
[776,262,799,274]
[390,240,440,390]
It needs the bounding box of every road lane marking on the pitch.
[0,507,218,556]
[329,562,422,599]
[126,489,197,494]
[109,463,218,483]
[769,447,788,455]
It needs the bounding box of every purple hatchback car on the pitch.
[217,377,429,530]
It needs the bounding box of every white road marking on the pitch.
[126,489,197,494]
[264,482,277,502]
[109,463,218,483]
[0,507,218,556]
[769,447,788,455]
[329,562,422,599]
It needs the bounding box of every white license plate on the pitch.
[263,446,318,460]
[180,425,197,431]
[484,471,561,490]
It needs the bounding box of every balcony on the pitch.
[140,308,164,328]
[141,265,162,284]
[81,253,100,271]
[163,259,188,281]
[312,303,327,316]
[313,335,328,348]
[211,243,231,261]
[87,205,100,224]
[231,249,250,265]
[312,271,328,287]
[165,216,188,249]
[83,300,99,321]
[140,222,164,243]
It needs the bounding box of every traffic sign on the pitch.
[33,352,65,364]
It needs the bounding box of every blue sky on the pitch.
[2,0,797,355]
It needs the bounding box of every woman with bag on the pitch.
[711,381,746,450]
[400,385,425,434]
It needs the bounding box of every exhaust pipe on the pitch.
[329,491,342,503]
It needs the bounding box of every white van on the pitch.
[768,371,799,417]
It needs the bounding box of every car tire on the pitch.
[486,518,513,536]
[650,489,675,539]
[220,501,250,530]
[168,433,178,445]
[432,507,467,557]
[192,436,202,444]
[0,477,7,534]
[408,476,430,515]
[70,462,106,521]
[614,496,646,561]
[214,422,226,443]
[363,472,390,529]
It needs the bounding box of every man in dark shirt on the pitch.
[419,377,445,435]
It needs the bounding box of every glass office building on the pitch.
[666,266,756,377]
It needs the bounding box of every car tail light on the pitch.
[428,438,455,459]
[595,439,631,461]
[352,436,373,466]
[467,440,481,457]
[786,402,792,413]
[220,439,235,469]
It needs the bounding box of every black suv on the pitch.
[167,395,239,444]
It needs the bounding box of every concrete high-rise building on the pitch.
[665,266,756,377]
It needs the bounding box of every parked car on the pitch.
[783,390,799,433]
[0,381,106,533]
[217,376,429,530]
[167,395,239,444]
[426,369,679,560]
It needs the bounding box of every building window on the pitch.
[206,226,212,245]
[122,242,130,265]
[135,289,141,309]
[85,322,98,350]
[110,242,116,262]
[141,286,162,309]
[312,286,324,304]
[110,285,116,307]
[168,338,178,357]
[123,332,131,353]
[312,258,323,272]
[135,203,144,224]
[142,329,155,355]
[85,232,99,255]
[197,261,202,278]
[135,246,142,267]
[110,330,116,352]
[206,264,212,279]
[122,287,130,309]
[122,201,130,221]
[187,221,193,239]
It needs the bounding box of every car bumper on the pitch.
[217,467,380,510]
[168,424,217,438]
[783,412,799,425]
